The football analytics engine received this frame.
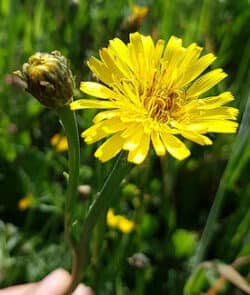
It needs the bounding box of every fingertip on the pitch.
[35,268,71,295]
[72,284,95,295]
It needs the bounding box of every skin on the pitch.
[0,269,94,295]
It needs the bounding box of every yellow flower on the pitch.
[71,33,239,164]
[131,5,148,21]
[107,209,135,234]
[18,193,34,210]
[121,5,148,31]
[118,218,135,234]
[107,208,118,228]
[50,133,68,152]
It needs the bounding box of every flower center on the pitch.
[144,89,183,123]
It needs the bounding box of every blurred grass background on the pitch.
[0,0,250,294]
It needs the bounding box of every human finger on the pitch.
[34,269,71,295]
[72,283,95,295]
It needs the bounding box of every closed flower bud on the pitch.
[15,51,74,107]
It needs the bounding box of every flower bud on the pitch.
[15,51,74,107]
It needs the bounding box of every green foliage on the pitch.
[0,0,249,294]
[171,229,197,258]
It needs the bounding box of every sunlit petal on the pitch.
[160,132,190,160]
[151,130,166,156]
[181,131,213,145]
[70,99,117,110]
[127,133,150,164]
[80,82,118,99]
[187,69,227,97]
[95,133,125,162]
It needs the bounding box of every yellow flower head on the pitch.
[71,33,239,164]
[131,5,148,20]
[18,193,34,211]
[128,5,148,27]
[107,209,135,234]
[122,5,148,31]
[50,133,68,152]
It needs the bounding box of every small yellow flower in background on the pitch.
[50,133,68,152]
[118,218,135,234]
[107,209,135,234]
[107,209,118,228]
[121,5,148,31]
[18,193,34,211]
[71,32,239,164]
[131,5,148,21]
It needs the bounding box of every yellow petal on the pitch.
[82,124,108,144]
[176,53,216,87]
[120,122,141,138]
[105,49,133,81]
[70,99,116,110]
[100,48,124,80]
[129,32,146,80]
[123,124,144,151]
[198,92,235,109]
[160,131,190,160]
[181,118,239,134]
[82,123,101,137]
[187,69,227,97]
[199,106,239,120]
[99,117,126,133]
[109,38,131,68]
[151,130,166,156]
[95,132,124,162]
[205,120,239,133]
[154,39,165,66]
[119,79,141,106]
[130,32,145,58]
[93,110,120,123]
[80,82,118,99]
[163,36,185,72]
[141,35,155,76]
[177,43,203,73]
[181,131,213,145]
[172,121,208,133]
[142,35,154,58]
[87,56,113,85]
[127,132,150,164]
[82,118,125,143]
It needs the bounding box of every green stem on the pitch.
[68,153,131,293]
[57,105,80,269]
[57,105,131,293]
[190,172,228,269]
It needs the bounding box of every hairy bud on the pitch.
[15,51,74,107]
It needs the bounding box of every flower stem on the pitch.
[190,173,228,269]
[57,105,80,269]
[57,106,131,293]
[68,153,131,293]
